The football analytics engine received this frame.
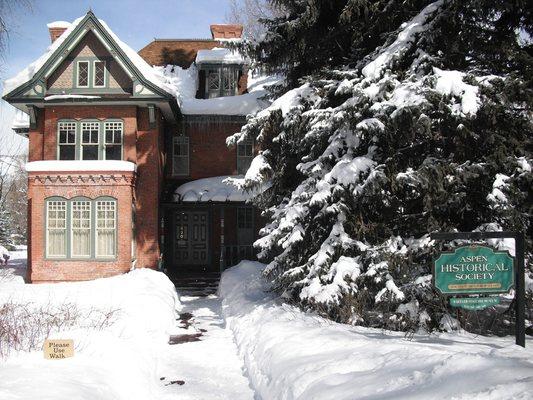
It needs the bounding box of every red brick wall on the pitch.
[27,171,135,282]
[182,119,244,180]
[134,107,163,268]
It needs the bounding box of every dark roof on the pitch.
[138,39,220,68]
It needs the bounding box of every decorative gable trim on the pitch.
[3,11,172,102]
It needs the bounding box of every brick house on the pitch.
[3,12,265,284]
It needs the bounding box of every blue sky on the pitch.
[0,0,234,155]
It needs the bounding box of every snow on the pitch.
[11,109,29,129]
[44,94,101,101]
[220,261,533,400]
[173,175,263,202]
[25,160,137,172]
[0,250,180,400]
[157,295,254,400]
[433,68,480,115]
[181,91,269,115]
[47,21,71,29]
[362,1,443,80]
[0,245,10,262]
[195,47,246,64]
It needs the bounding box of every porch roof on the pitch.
[173,175,259,203]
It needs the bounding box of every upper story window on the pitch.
[237,139,254,175]
[57,119,123,161]
[172,136,189,176]
[76,59,107,88]
[204,66,240,98]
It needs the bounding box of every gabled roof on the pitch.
[2,11,177,101]
[138,39,220,68]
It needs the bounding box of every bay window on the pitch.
[45,197,117,259]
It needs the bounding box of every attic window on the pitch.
[93,61,106,87]
[77,61,89,87]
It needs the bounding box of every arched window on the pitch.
[46,197,67,258]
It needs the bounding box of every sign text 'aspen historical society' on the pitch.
[434,245,514,295]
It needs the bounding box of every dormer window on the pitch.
[206,66,240,98]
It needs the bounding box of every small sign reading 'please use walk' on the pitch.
[43,339,74,359]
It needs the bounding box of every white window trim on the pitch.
[57,121,77,160]
[80,121,100,160]
[70,200,92,258]
[93,60,107,88]
[77,60,90,88]
[46,200,67,258]
[103,121,123,161]
[95,199,117,258]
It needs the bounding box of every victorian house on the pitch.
[4,12,264,286]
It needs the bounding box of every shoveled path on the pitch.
[157,294,255,400]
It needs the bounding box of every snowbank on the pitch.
[11,109,29,130]
[25,160,137,172]
[0,267,180,400]
[220,261,533,400]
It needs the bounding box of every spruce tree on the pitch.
[230,0,533,330]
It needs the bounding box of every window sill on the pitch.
[26,160,137,173]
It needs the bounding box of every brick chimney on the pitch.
[47,21,71,43]
[210,24,243,40]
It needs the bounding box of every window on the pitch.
[93,60,106,87]
[104,121,123,160]
[205,66,239,98]
[46,200,67,258]
[81,121,100,160]
[172,136,189,176]
[77,61,89,87]
[71,200,91,257]
[57,120,123,161]
[237,207,254,245]
[45,197,117,259]
[58,122,77,160]
[237,208,253,229]
[96,200,116,257]
[237,139,254,174]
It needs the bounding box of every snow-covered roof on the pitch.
[157,65,275,116]
[11,110,29,130]
[3,13,175,99]
[25,160,137,173]
[46,21,71,29]
[174,175,261,202]
[195,47,247,64]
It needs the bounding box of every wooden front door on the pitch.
[174,210,209,265]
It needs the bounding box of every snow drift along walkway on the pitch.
[220,261,533,400]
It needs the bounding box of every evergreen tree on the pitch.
[0,205,13,249]
[229,0,533,330]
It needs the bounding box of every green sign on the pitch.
[450,296,500,310]
[434,245,514,295]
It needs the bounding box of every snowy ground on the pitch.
[221,261,533,400]
[1,251,532,399]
